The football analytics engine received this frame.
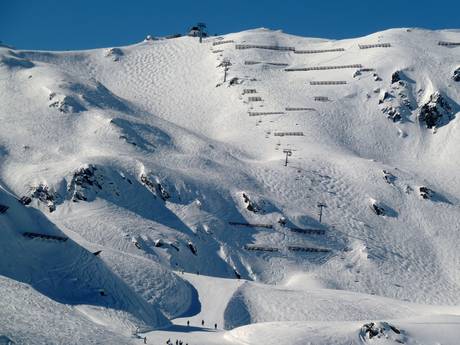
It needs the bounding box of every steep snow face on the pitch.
[1,27,460,342]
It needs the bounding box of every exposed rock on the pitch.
[419,186,434,200]
[187,241,197,255]
[383,170,396,184]
[379,76,416,123]
[419,92,453,129]
[105,47,123,61]
[373,73,382,81]
[49,92,86,113]
[360,322,404,343]
[30,184,58,212]
[370,199,385,216]
[380,105,402,122]
[242,193,260,213]
[228,77,241,86]
[391,71,401,84]
[140,174,170,201]
[154,239,164,247]
[453,67,460,82]
[68,165,103,202]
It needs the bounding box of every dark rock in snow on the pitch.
[49,93,86,113]
[391,71,401,84]
[453,67,460,82]
[383,170,396,184]
[419,186,434,200]
[360,322,405,343]
[28,184,59,212]
[105,47,123,61]
[378,91,393,104]
[187,241,197,255]
[242,193,260,213]
[228,77,241,86]
[140,174,170,201]
[381,105,402,122]
[68,165,104,202]
[419,92,453,129]
[370,199,385,216]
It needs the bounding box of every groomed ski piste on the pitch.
[1,27,460,344]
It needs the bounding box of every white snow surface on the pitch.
[1,27,460,344]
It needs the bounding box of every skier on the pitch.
[201,319,204,326]
[144,336,147,344]
[214,323,217,330]
[187,320,190,326]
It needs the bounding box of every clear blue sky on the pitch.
[1,0,459,51]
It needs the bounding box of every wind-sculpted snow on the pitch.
[1,27,460,343]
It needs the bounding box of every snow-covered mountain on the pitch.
[1,27,460,344]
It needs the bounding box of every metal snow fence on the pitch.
[248,111,285,116]
[246,61,288,66]
[244,245,279,252]
[248,96,263,102]
[274,132,304,136]
[310,81,347,85]
[285,107,316,111]
[287,246,330,252]
[213,39,234,46]
[289,228,325,235]
[359,43,391,49]
[23,232,68,242]
[294,48,345,54]
[438,41,460,46]
[235,44,295,51]
[285,64,362,72]
[229,221,273,229]
[314,96,329,101]
[243,89,257,94]
[0,204,9,214]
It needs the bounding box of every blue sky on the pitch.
[1,0,459,50]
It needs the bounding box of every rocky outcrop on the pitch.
[105,48,123,61]
[453,67,460,82]
[30,184,59,212]
[360,322,404,342]
[48,92,86,113]
[242,193,260,213]
[382,170,396,184]
[419,92,453,129]
[140,174,170,201]
[391,71,401,84]
[378,74,415,123]
[419,186,434,200]
[68,165,103,202]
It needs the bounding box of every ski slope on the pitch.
[1,27,460,344]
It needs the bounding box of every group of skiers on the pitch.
[138,319,218,344]
[166,338,188,345]
[186,319,217,329]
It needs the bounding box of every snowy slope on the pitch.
[1,27,460,344]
